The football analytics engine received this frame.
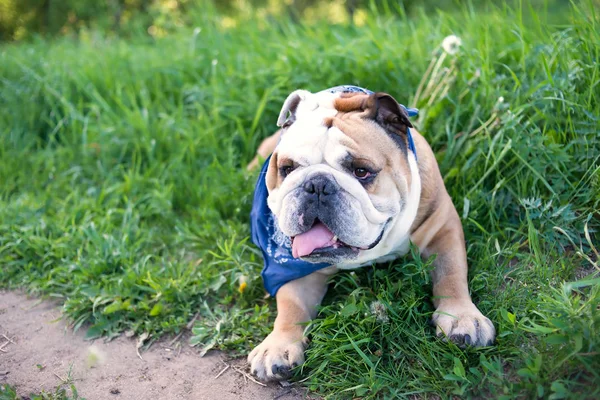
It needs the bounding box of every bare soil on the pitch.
[0,291,310,400]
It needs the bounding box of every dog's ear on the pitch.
[333,92,413,134]
[277,90,311,128]
[373,92,413,135]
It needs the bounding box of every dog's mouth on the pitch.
[291,221,358,259]
[291,219,386,260]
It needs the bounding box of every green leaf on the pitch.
[537,384,545,398]
[444,373,466,382]
[209,275,227,292]
[517,368,535,379]
[103,299,130,314]
[563,277,600,295]
[85,324,104,340]
[103,301,123,315]
[546,334,568,345]
[550,381,569,399]
[507,311,516,325]
[348,335,374,369]
[190,326,211,345]
[521,320,557,334]
[149,303,163,316]
[453,358,466,378]
[573,334,583,353]
[340,303,358,317]
[199,338,217,357]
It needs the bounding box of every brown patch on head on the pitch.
[334,92,413,136]
[333,93,376,118]
[330,91,415,163]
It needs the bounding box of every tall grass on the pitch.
[1,1,598,398]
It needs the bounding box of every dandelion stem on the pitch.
[412,48,440,107]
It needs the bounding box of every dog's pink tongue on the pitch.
[292,223,335,258]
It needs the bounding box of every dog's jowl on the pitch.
[248,86,495,382]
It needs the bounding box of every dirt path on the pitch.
[0,291,309,400]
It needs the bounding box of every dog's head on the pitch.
[265,89,420,266]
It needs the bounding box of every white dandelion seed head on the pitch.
[369,301,389,323]
[497,96,505,103]
[87,345,106,368]
[442,35,462,55]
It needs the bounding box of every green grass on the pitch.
[0,365,84,400]
[1,1,599,398]
[0,383,84,400]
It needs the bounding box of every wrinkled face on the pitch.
[265,89,420,266]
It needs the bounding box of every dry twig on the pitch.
[2,334,15,344]
[231,365,266,387]
[53,372,67,383]
[136,332,149,361]
[214,364,230,379]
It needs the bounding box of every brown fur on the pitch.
[246,129,282,171]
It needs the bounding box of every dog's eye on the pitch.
[354,168,370,179]
[281,165,295,177]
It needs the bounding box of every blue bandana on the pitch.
[251,86,418,296]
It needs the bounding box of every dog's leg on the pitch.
[246,129,282,171]
[412,198,495,347]
[248,270,329,381]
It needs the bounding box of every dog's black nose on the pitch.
[303,175,338,197]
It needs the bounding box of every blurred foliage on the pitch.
[0,0,583,42]
[0,0,191,41]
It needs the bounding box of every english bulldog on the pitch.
[247,85,495,382]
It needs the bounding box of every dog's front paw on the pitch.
[247,331,307,381]
[433,301,495,347]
